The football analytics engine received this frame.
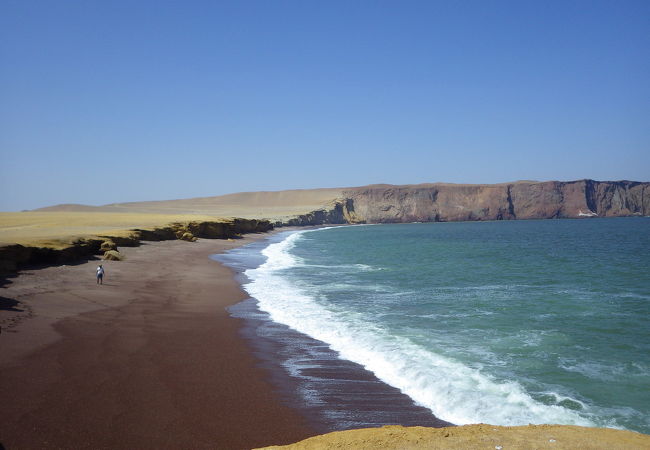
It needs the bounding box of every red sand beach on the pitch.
[3,233,650,450]
[0,236,315,449]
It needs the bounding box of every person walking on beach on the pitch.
[96,264,105,285]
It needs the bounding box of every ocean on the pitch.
[215,218,650,434]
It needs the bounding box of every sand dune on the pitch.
[35,188,346,219]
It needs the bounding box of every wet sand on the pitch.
[0,236,315,449]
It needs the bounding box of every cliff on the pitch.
[0,218,272,276]
[33,180,648,226]
[286,180,649,225]
[280,199,361,226]
[5,180,647,271]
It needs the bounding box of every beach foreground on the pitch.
[0,236,314,449]
[259,424,650,449]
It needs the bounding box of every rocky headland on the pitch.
[305,179,649,225]
[27,179,650,226]
[2,179,647,274]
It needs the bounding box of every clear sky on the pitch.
[1,0,648,211]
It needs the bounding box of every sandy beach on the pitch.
[2,229,650,450]
[0,235,315,449]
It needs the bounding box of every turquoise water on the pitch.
[244,218,650,433]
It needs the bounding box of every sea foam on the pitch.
[242,230,603,428]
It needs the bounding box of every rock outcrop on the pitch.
[280,199,363,226]
[0,218,273,276]
[257,423,650,450]
[282,180,649,225]
[100,240,117,252]
[102,250,124,261]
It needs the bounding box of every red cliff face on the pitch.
[339,180,649,223]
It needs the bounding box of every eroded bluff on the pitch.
[286,180,649,225]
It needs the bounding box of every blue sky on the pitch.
[1,0,648,211]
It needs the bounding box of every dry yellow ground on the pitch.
[259,424,650,450]
[36,188,345,219]
[0,188,345,247]
[0,211,223,247]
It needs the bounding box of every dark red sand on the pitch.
[0,237,314,449]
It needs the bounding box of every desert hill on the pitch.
[35,188,347,221]
[35,179,650,224]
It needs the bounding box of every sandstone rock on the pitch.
[103,250,124,261]
[100,240,117,252]
[257,423,650,449]
[0,218,273,275]
[180,232,197,242]
[317,180,649,224]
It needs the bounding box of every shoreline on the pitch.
[218,228,453,433]
[227,224,650,447]
[0,233,315,449]
[2,227,649,449]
